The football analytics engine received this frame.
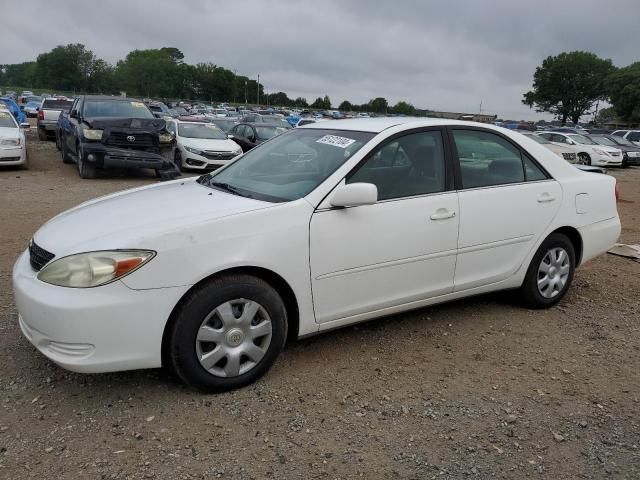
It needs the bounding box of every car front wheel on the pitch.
[520,233,575,308]
[577,153,591,165]
[166,274,287,392]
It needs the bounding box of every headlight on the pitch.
[185,146,201,155]
[0,138,20,146]
[83,129,103,141]
[37,250,155,288]
[592,148,607,156]
[159,133,173,143]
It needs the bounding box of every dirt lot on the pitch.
[0,126,639,479]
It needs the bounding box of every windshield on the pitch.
[0,111,17,128]
[83,100,154,118]
[591,136,617,147]
[612,136,634,146]
[42,99,74,111]
[569,134,596,145]
[178,123,227,139]
[256,126,287,139]
[198,128,375,202]
[525,134,550,144]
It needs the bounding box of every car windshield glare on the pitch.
[198,128,375,202]
[84,100,154,119]
[0,111,17,128]
[569,134,596,145]
[178,123,227,140]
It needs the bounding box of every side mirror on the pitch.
[20,122,30,129]
[330,183,378,208]
[227,134,234,139]
[70,110,78,119]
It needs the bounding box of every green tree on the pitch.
[115,48,183,97]
[2,62,38,87]
[266,91,292,107]
[294,97,308,108]
[338,100,353,111]
[523,51,615,125]
[35,44,101,91]
[368,97,388,114]
[322,95,331,109]
[607,62,640,121]
[391,101,415,115]
[594,106,617,126]
[310,97,325,109]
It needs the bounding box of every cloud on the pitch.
[3,0,639,120]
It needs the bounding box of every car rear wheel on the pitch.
[519,233,575,309]
[167,274,287,392]
[577,153,591,166]
[37,128,47,141]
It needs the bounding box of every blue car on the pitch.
[0,97,27,124]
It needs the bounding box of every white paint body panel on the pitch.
[13,119,620,373]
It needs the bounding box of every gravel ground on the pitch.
[0,126,639,479]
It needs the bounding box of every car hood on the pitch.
[83,117,167,131]
[180,138,239,151]
[33,178,275,256]
[0,126,20,139]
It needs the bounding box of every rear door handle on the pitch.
[430,209,456,220]
[537,193,556,203]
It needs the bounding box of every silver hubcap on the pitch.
[537,248,570,299]
[195,299,272,378]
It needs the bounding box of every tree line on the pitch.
[0,43,416,114]
[523,51,640,125]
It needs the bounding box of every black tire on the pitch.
[167,274,287,392]
[520,233,576,309]
[77,145,97,179]
[61,139,74,164]
[577,153,591,166]
[174,149,183,172]
[55,132,62,151]
[37,128,47,141]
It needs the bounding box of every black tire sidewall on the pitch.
[521,233,576,308]
[169,275,287,392]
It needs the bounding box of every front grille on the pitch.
[562,152,577,161]
[0,157,21,162]
[29,240,55,271]
[202,151,235,160]
[106,132,156,147]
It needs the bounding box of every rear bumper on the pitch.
[578,216,621,264]
[0,146,26,165]
[37,122,57,132]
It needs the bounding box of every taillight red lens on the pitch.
[615,181,620,202]
[38,110,44,120]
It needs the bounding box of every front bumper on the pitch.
[622,153,640,166]
[592,153,622,167]
[0,145,26,166]
[82,142,179,178]
[180,146,241,170]
[12,250,190,373]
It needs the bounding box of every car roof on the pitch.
[81,95,144,102]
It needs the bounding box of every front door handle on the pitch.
[537,192,556,203]
[430,209,456,220]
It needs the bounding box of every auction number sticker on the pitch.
[316,134,356,149]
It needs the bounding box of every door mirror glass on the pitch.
[330,183,378,208]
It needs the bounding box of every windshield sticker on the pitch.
[131,102,145,108]
[316,134,356,149]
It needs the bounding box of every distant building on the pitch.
[604,118,639,129]
[416,109,497,124]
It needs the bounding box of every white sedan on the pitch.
[519,132,577,163]
[537,132,622,166]
[165,119,242,171]
[13,118,620,392]
[0,108,28,167]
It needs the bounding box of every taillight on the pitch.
[38,110,44,121]
[615,181,620,202]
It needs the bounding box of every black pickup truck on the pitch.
[58,95,179,179]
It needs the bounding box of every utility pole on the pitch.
[257,74,260,106]
[479,100,483,114]
[233,69,237,105]
[244,81,247,105]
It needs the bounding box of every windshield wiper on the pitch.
[208,181,253,198]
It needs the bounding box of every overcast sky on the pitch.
[3,0,639,120]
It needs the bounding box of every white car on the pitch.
[537,132,622,166]
[0,108,28,167]
[165,119,242,171]
[612,130,640,146]
[13,118,620,392]
[519,132,577,163]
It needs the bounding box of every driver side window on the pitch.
[347,131,446,201]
